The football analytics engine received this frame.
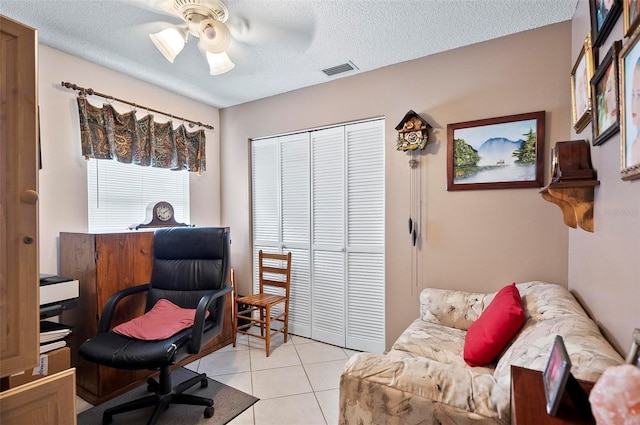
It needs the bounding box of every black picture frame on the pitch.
[543,335,572,416]
[591,0,622,47]
[591,40,622,146]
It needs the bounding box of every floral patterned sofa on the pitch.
[339,281,623,425]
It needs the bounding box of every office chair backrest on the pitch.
[146,227,230,315]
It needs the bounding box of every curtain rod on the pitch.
[61,81,215,130]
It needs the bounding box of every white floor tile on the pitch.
[254,393,327,425]
[218,335,250,352]
[246,330,293,352]
[227,405,255,425]
[250,344,301,370]
[198,349,251,376]
[290,335,314,345]
[212,371,253,396]
[76,396,93,414]
[295,342,348,365]
[304,359,348,392]
[342,348,362,358]
[184,358,200,371]
[315,389,340,425]
[252,365,312,399]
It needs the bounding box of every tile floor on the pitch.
[76,331,360,425]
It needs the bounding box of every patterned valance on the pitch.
[77,95,206,173]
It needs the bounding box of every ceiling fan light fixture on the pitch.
[206,50,235,75]
[198,18,231,53]
[150,26,188,63]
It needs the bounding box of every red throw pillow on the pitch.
[112,299,208,341]
[463,283,525,367]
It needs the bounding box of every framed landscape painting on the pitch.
[446,111,545,191]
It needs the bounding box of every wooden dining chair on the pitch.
[233,250,292,356]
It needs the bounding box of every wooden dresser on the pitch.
[60,231,234,405]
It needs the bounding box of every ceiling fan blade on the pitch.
[227,16,315,47]
[129,0,179,19]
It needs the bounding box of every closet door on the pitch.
[310,127,346,346]
[251,134,311,337]
[279,134,311,337]
[251,138,280,258]
[345,120,385,353]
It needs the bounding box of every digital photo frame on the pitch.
[543,335,572,416]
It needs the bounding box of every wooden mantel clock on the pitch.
[131,201,189,230]
[540,140,599,232]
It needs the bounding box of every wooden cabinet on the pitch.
[60,231,234,405]
[1,16,76,425]
[0,14,40,380]
[510,366,595,425]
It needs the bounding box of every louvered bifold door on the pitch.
[345,120,385,353]
[310,127,346,346]
[280,134,311,337]
[251,139,280,295]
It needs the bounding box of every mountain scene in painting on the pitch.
[477,137,524,166]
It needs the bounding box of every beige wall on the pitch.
[221,23,572,349]
[37,45,221,274]
[568,0,640,355]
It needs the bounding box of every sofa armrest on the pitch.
[420,288,488,331]
[339,353,507,424]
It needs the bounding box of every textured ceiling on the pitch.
[0,0,577,108]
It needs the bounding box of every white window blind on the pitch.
[87,159,190,233]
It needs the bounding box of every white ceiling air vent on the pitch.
[322,61,359,77]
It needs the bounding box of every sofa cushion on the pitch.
[463,283,525,367]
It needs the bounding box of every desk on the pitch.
[510,365,595,425]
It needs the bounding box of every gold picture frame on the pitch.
[623,0,640,36]
[571,33,595,133]
[618,24,640,180]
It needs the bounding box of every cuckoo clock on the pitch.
[395,110,432,151]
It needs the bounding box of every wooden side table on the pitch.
[510,365,595,425]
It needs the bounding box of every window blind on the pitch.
[87,159,190,233]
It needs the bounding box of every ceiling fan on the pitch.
[148,0,237,75]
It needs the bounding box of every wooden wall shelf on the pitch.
[540,181,599,232]
[541,140,599,232]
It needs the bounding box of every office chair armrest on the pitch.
[190,285,233,353]
[97,283,151,334]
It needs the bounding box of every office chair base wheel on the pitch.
[201,378,208,388]
[204,406,214,418]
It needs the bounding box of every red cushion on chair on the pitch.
[463,283,525,367]
[112,299,208,341]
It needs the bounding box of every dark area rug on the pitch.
[77,367,258,425]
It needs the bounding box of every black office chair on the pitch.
[79,227,232,425]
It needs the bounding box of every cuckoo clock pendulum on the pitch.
[395,110,432,247]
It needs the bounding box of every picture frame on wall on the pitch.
[591,0,622,47]
[591,40,621,146]
[571,33,595,133]
[619,25,640,179]
[624,0,640,36]
[446,111,545,191]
